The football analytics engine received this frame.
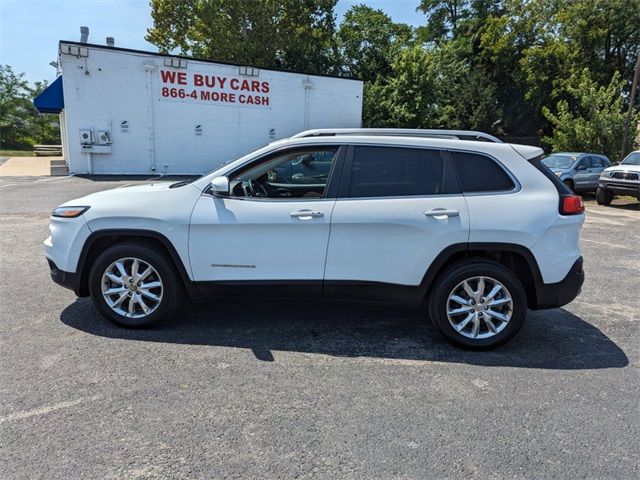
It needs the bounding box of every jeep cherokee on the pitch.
[45,129,585,349]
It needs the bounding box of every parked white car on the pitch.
[46,129,585,349]
[596,150,640,205]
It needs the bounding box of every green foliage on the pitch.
[417,0,470,41]
[146,0,338,74]
[542,69,634,160]
[337,5,413,83]
[0,65,60,149]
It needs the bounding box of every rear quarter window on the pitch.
[450,151,515,193]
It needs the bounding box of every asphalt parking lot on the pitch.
[0,175,638,479]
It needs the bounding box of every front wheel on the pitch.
[595,187,613,206]
[89,242,183,327]
[428,261,527,349]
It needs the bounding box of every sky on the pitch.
[0,0,424,85]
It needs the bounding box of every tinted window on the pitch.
[450,151,515,192]
[348,147,459,197]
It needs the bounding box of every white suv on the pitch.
[46,129,585,349]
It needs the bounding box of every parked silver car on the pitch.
[542,152,611,193]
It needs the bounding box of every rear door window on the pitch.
[450,151,515,193]
[593,157,608,168]
[344,146,459,198]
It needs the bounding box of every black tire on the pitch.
[595,187,613,206]
[563,179,575,192]
[88,241,183,327]
[427,260,527,349]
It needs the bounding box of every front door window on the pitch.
[229,148,339,199]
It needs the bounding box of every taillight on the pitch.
[560,195,585,215]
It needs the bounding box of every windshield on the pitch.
[621,152,640,166]
[542,154,576,169]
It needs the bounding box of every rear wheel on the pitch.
[563,179,575,192]
[89,242,183,327]
[428,261,527,349]
[595,187,613,205]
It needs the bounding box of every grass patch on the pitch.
[0,149,37,157]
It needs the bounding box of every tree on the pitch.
[0,65,31,148]
[377,46,440,128]
[30,81,62,145]
[376,42,501,131]
[146,0,338,74]
[0,66,60,149]
[337,5,413,82]
[417,0,470,41]
[542,69,633,160]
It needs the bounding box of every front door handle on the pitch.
[291,210,324,220]
[424,209,460,219]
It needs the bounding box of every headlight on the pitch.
[554,172,562,176]
[600,171,612,178]
[51,206,90,218]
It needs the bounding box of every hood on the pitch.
[60,181,197,208]
[603,164,640,174]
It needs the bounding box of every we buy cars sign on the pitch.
[159,69,271,107]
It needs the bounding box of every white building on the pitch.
[35,41,363,175]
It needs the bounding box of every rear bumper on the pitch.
[532,257,584,310]
[47,258,81,296]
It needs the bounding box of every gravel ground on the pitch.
[0,176,638,479]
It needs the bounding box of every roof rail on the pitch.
[290,128,503,143]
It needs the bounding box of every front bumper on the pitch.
[532,257,584,310]
[47,258,81,296]
[598,180,640,197]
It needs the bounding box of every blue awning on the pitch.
[34,76,64,113]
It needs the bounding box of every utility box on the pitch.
[79,129,92,145]
[35,41,363,175]
[96,130,111,145]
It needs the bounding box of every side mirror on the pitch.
[211,176,229,195]
[576,164,587,171]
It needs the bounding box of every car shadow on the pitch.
[60,298,628,370]
[607,201,640,211]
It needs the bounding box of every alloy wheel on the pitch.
[446,276,513,339]
[100,257,163,318]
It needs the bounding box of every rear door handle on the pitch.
[424,209,460,219]
[291,210,324,220]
